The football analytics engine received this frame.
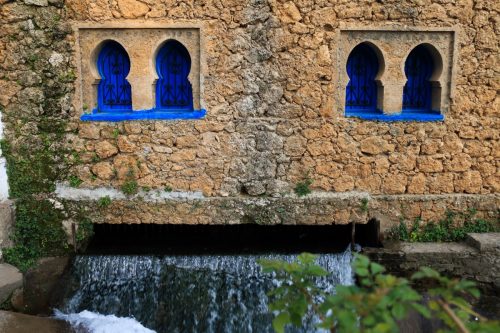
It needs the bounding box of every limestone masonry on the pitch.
[0,0,498,229]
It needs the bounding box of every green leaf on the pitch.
[356,267,369,277]
[306,265,328,276]
[391,303,407,319]
[411,303,431,318]
[370,262,385,275]
[468,288,480,298]
[272,312,290,333]
[373,322,392,332]
[412,267,440,280]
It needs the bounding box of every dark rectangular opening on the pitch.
[86,220,381,255]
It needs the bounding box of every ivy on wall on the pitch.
[0,2,92,270]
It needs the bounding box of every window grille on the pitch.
[156,40,193,111]
[346,44,379,111]
[403,45,433,111]
[97,41,132,111]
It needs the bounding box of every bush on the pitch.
[389,210,497,242]
[97,196,112,208]
[294,176,313,197]
[121,180,138,196]
[259,253,500,333]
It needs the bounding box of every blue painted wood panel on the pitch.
[403,45,433,111]
[156,40,193,111]
[346,44,379,112]
[97,41,132,111]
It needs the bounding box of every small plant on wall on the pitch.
[97,196,112,208]
[294,174,313,197]
[68,175,83,188]
[121,168,139,196]
[121,180,138,196]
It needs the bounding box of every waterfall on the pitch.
[56,249,353,333]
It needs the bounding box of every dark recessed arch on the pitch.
[96,40,132,112]
[402,43,443,112]
[155,39,193,111]
[345,42,384,113]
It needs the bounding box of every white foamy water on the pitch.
[54,309,156,333]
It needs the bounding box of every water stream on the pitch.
[56,250,353,333]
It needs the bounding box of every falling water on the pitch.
[57,249,353,333]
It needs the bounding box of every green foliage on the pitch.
[121,180,139,196]
[390,210,497,242]
[294,176,313,197]
[75,218,94,243]
[260,253,500,333]
[97,196,112,208]
[0,137,62,197]
[91,153,100,163]
[68,175,83,188]
[164,185,173,192]
[112,128,120,139]
[360,198,369,212]
[3,199,69,272]
[259,253,327,333]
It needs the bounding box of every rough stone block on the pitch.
[0,263,22,305]
[22,257,70,315]
[0,310,72,333]
[0,200,14,250]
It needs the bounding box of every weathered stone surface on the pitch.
[78,124,100,140]
[94,141,118,159]
[117,0,149,18]
[417,157,443,173]
[0,310,73,333]
[280,2,302,23]
[0,200,14,250]
[1,0,498,229]
[455,171,482,193]
[466,233,500,252]
[360,137,394,155]
[117,136,136,153]
[0,80,21,107]
[444,153,472,172]
[113,155,140,180]
[382,174,407,194]
[91,162,114,180]
[23,0,48,6]
[0,263,22,305]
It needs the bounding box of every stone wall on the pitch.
[0,0,498,227]
[365,233,500,316]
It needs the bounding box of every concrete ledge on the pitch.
[466,233,500,252]
[61,192,499,226]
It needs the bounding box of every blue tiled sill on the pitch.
[81,109,207,122]
[345,109,444,122]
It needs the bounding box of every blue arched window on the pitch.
[403,45,434,112]
[97,41,132,112]
[346,43,379,113]
[156,40,193,111]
